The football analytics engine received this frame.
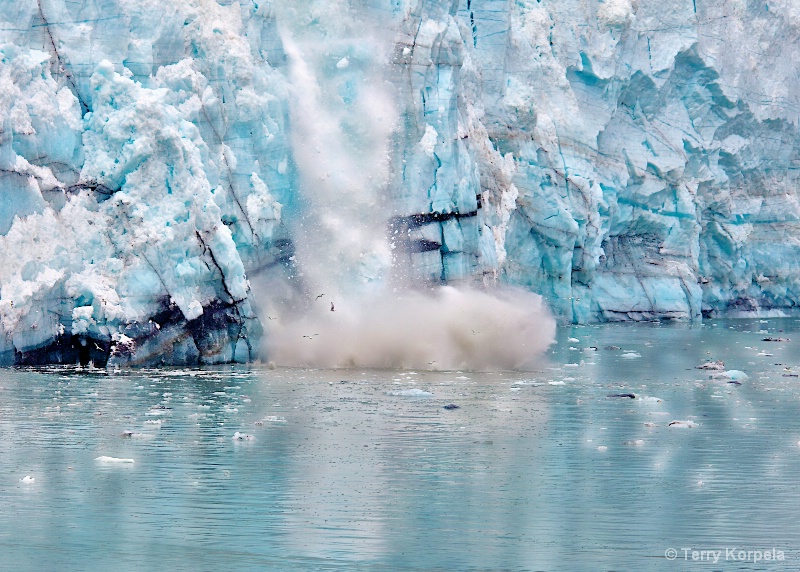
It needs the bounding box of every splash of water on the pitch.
[265,286,555,370]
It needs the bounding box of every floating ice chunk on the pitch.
[568,337,580,343]
[122,431,155,440]
[144,419,162,426]
[623,439,644,446]
[712,370,749,381]
[513,379,544,386]
[668,420,698,428]
[20,475,35,483]
[95,456,135,463]
[262,416,287,423]
[696,360,725,370]
[548,380,565,385]
[232,432,255,441]
[336,56,349,69]
[387,388,434,396]
[597,446,608,452]
[621,352,641,359]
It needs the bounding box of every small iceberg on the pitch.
[725,370,748,381]
[696,360,725,370]
[710,370,749,381]
[20,475,35,484]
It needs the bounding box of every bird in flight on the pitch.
[315,294,325,301]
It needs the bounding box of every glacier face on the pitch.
[0,0,799,364]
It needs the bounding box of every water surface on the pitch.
[2,319,800,570]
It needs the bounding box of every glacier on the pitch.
[0,0,799,365]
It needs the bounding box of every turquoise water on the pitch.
[2,319,800,571]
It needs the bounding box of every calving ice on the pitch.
[1,0,799,365]
[678,547,785,563]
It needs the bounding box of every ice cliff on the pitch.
[1,0,799,365]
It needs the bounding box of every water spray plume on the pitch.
[257,3,556,370]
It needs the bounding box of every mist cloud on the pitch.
[262,286,555,371]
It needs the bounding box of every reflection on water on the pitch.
[2,319,800,570]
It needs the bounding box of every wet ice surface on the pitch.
[3,319,800,570]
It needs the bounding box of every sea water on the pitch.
[2,319,800,571]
